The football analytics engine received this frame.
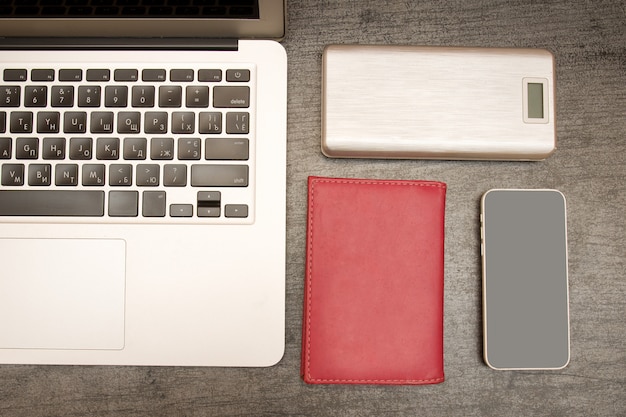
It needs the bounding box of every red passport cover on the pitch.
[301,177,446,385]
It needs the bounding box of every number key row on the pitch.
[1,85,249,108]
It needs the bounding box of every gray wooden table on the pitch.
[1,1,624,415]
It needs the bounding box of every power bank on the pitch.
[322,45,556,160]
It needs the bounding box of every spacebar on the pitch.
[0,190,105,216]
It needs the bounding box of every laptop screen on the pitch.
[0,1,259,19]
[0,0,285,40]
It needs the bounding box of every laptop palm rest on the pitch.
[0,238,126,350]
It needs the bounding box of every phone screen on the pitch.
[481,189,569,370]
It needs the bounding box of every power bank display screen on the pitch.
[481,189,569,370]
[527,83,544,118]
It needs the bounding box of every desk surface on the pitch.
[1,1,625,416]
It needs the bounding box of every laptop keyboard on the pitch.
[0,63,255,223]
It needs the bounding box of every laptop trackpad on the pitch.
[0,238,126,350]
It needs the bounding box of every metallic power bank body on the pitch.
[322,45,556,160]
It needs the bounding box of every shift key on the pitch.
[191,165,248,187]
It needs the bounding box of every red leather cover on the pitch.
[301,177,446,385]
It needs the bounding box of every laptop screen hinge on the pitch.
[0,37,238,51]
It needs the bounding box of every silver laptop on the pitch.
[0,0,287,366]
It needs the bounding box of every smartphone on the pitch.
[481,189,570,370]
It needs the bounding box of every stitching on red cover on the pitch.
[310,178,446,189]
[304,177,446,384]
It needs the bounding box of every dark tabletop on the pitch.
[1,1,625,416]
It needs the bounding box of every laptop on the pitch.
[0,0,287,366]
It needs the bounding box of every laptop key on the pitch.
[213,86,249,108]
[225,69,250,82]
[198,69,222,82]
[198,206,220,217]
[148,6,174,16]
[69,137,93,160]
[1,164,25,186]
[86,69,111,82]
[132,86,155,107]
[186,86,209,107]
[142,191,166,217]
[163,164,187,186]
[55,164,79,186]
[28,164,52,186]
[136,164,160,186]
[78,85,101,107]
[51,86,74,107]
[64,111,87,133]
[175,6,199,16]
[59,69,82,82]
[225,112,249,134]
[121,6,146,15]
[82,164,106,186]
[142,69,166,82]
[196,192,220,217]
[197,191,220,205]
[114,69,139,82]
[170,69,194,82]
[96,137,120,160]
[31,69,55,82]
[37,112,61,133]
[145,112,168,134]
[95,6,120,15]
[15,137,38,159]
[91,112,114,133]
[1,86,20,107]
[0,190,104,216]
[159,86,182,107]
[109,164,133,186]
[10,112,33,133]
[123,137,147,159]
[42,137,66,159]
[14,7,40,16]
[205,138,249,160]
[3,69,27,82]
[105,86,128,107]
[150,137,174,159]
[225,204,248,218]
[170,204,193,217]
[172,112,195,133]
[108,190,138,217]
[24,86,47,107]
[178,138,201,160]
[198,111,222,134]
[0,137,11,158]
[117,112,141,134]
[42,7,67,16]
[69,6,94,15]
[190,164,248,187]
